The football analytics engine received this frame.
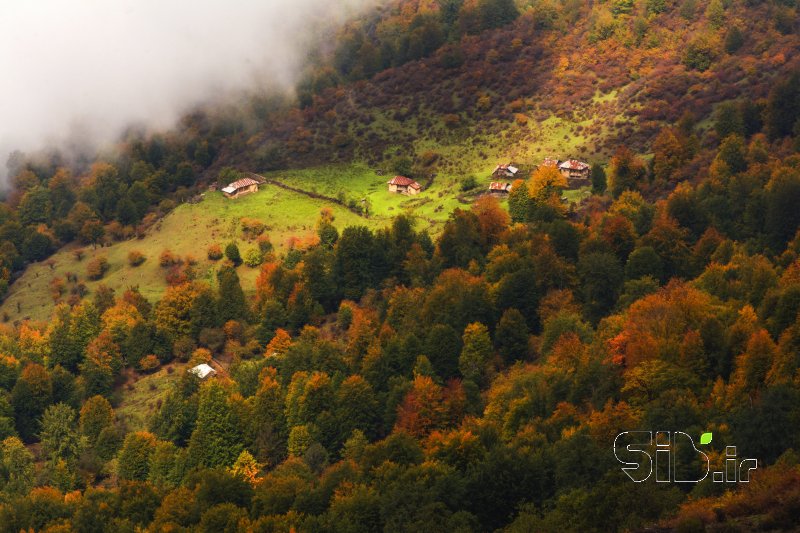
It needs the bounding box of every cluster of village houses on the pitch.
[383,157,591,198]
[487,157,591,196]
[215,157,591,201]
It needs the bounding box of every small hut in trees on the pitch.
[222,177,259,199]
[387,175,421,195]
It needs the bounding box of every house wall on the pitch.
[224,184,258,199]
[407,187,419,195]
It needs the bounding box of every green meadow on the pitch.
[0,165,474,324]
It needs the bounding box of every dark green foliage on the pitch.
[333,226,384,301]
[765,168,800,251]
[766,71,800,139]
[495,308,529,363]
[425,324,462,379]
[118,432,157,481]
[188,467,254,510]
[625,246,664,281]
[478,0,519,30]
[591,163,607,194]
[436,209,486,269]
[150,389,198,447]
[508,182,531,223]
[11,364,52,442]
[216,265,248,322]
[578,252,624,322]
[224,242,242,266]
[187,383,243,469]
[725,26,744,53]
[716,135,748,174]
[715,102,745,139]
[21,231,54,262]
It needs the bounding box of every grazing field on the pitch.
[0,164,478,323]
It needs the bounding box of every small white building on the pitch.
[221,177,259,199]
[189,363,216,380]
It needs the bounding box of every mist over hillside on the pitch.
[0,0,381,186]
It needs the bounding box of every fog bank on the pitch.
[0,0,379,185]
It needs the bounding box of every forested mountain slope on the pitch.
[0,1,799,532]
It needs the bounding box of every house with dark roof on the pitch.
[222,177,260,199]
[387,175,421,195]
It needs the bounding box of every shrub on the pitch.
[73,248,85,261]
[240,218,266,240]
[225,242,242,266]
[443,114,461,128]
[461,176,478,192]
[256,235,273,253]
[159,249,180,268]
[207,244,223,260]
[419,150,440,167]
[165,265,189,286]
[139,355,160,372]
[243,248,264,268]
[86,256,109,280]
[128,250,146,267]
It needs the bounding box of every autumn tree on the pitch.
[187,382,244,469]
[436,209,486,269]
[11,363,52,442]
[529,165,567,198]
[472,195,510,246]
[0,436,35,495]
[118,431,157,481]
[495,308,529,363]
[80,395,115,443]
[507,179,531,223]
[40,403,82,466]
[459,322,493,386]
[608,146,646,198]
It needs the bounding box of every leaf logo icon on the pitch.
[700,432,713,445]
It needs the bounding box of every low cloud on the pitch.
[0,0,379,185]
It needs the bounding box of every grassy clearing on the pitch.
[563,186,593,204]
[1,182,371,323]
[114,364,181,432]
[1,164,471,324]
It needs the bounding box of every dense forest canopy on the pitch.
[1,0,800,531]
